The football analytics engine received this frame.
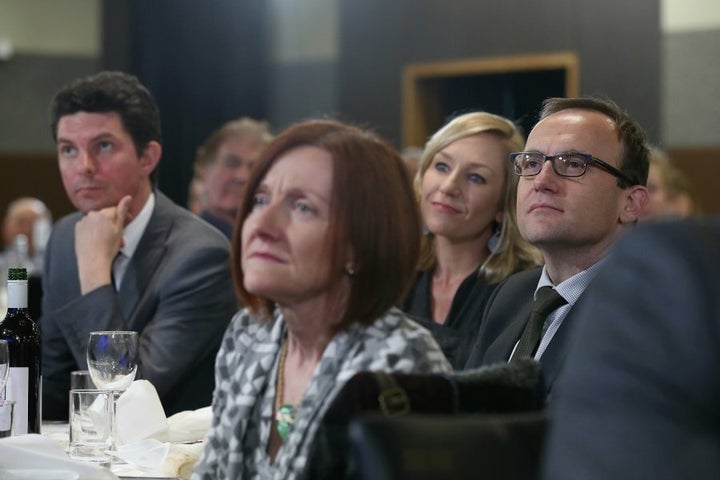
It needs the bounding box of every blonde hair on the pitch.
[414,112,542,283]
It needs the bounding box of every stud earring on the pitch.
[345,265,356,276]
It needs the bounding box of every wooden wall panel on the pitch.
[0,153,75,227]
[339,0,661,147]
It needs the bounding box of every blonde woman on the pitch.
[400,112,541,368]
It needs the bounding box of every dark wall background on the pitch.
[338,0,661,147]
[98,0,660,205]
[102,0,268,206]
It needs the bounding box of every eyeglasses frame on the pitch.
[509,151,635,187]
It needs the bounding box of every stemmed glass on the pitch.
[86,331,139,453]
[87,331,139,392]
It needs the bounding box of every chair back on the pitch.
[349,412,547,480]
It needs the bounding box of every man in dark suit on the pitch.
[42,71,237,419]
[465,97,649,393]
[542,217,720,479]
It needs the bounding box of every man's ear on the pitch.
[139,141,162,176]
[619,185,649,224]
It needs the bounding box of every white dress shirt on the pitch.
[112,193,155,289]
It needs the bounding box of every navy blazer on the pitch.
[41,191,237,419]
[465,266,588,393]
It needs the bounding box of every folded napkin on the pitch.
[165,407,212,444]
[112,380,212,479]
[0,434,118,480]
[115,380,168,444]
[113,440,205,480]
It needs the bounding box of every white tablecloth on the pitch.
[41,422,202,479]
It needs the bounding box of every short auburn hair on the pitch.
[232,119,422,327]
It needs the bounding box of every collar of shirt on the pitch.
[535,259,607,306]
[532,259,607,360]
[120,193,155,259]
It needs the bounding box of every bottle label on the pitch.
[5,367,29,434]
[7,280,28,309]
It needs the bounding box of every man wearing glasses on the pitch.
[464,97,648,395]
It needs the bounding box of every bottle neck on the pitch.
[7,279,28,309]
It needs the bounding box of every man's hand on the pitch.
[75,195,132,294]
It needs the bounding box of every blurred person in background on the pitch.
[186,176,207,215]
[400,112,541,368]
[192,117,273,238]
[0,197,52,316]
[0,196,52,272]
[640,146,699,220]
[400,145,423,179]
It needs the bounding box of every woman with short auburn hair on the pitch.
[193,119,449,479]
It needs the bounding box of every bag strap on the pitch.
[374,372,411,417]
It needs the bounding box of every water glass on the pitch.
[68,389,113,467]
[0,400,15,437]
[70,369,96,390]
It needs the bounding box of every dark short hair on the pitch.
[539,97,649,188]
[50,71,162,180]
[232,119,421,328]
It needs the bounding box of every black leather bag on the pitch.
[304,359,544,479]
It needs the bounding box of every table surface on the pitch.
[41,422,182,480]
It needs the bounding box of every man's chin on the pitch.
[72,197,114,214]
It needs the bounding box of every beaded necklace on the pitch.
[274,340,296,442]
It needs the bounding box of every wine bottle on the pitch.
[0,267,41,434]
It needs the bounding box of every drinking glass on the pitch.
[86,331,139,455]
[87,331,139,392]
[68,389,113,466]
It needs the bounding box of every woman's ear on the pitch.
[494,209,505,225]
[345,246,357,276]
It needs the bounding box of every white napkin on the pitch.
[165,406,212,443]
[111,380,211,478]
[115,380,168,445]
[0,434,118,480]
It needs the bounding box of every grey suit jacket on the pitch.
[464,266,588,393]
[41,191,237,420]
[543,218,720,479]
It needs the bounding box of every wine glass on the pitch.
[86,331,138,456]
[0,339,9,396]
[87,331,139,392]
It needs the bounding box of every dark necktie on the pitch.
[111,252,124,291]
[511,286,567,360]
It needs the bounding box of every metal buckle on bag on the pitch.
[378,386,410,417]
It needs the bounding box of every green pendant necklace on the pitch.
[275,340,296,442]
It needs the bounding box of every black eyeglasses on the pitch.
[510,151,634,187]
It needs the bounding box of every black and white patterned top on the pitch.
[191,306,451,479]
